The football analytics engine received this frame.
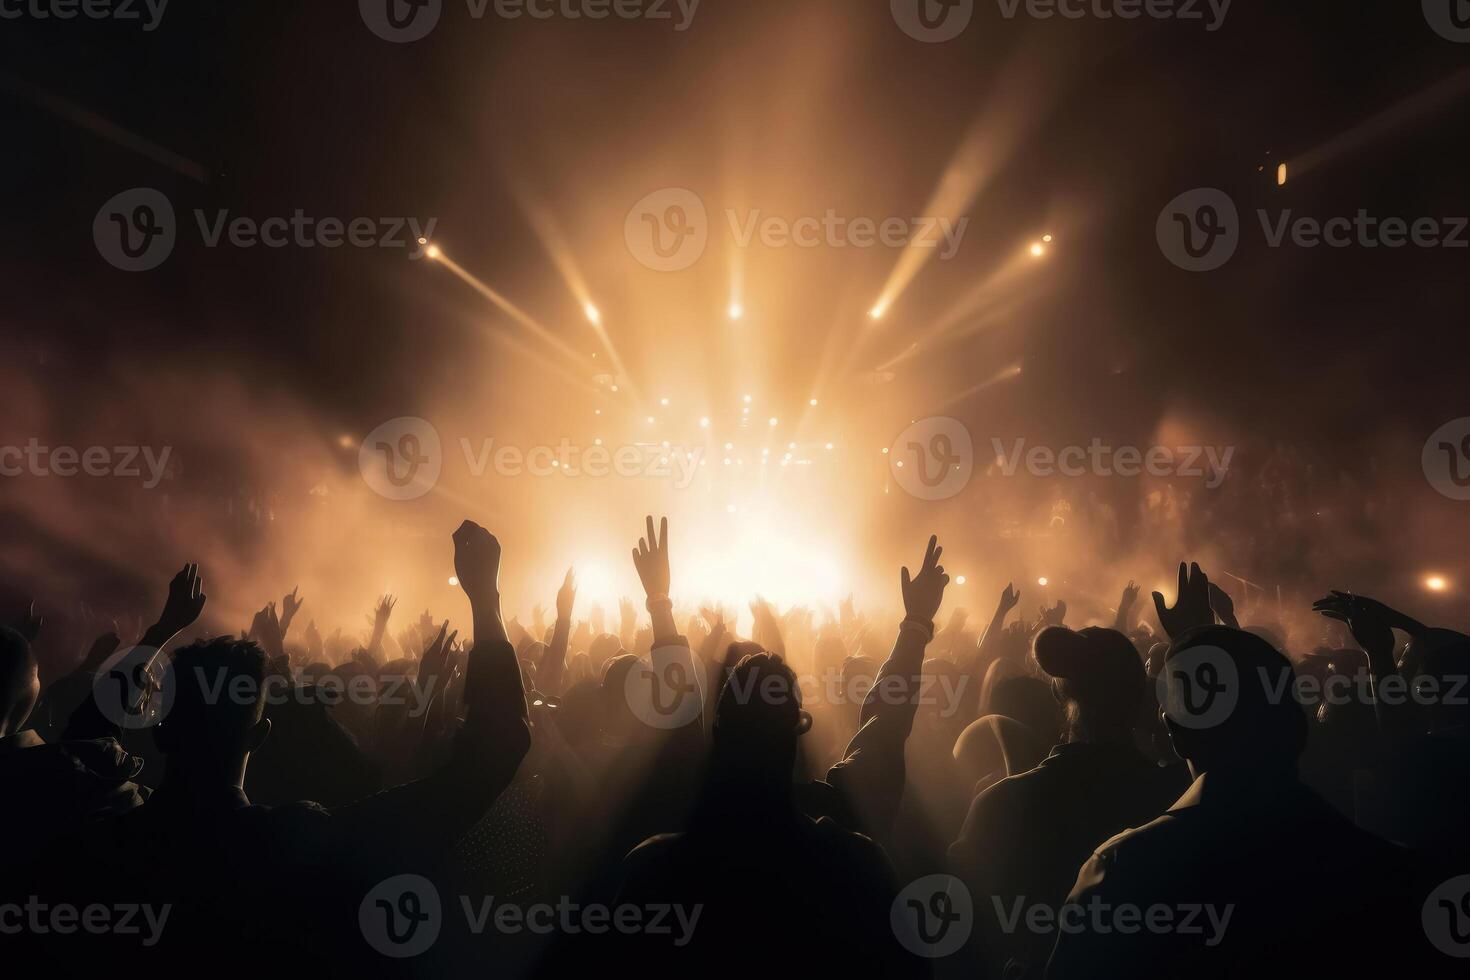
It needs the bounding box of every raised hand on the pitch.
[79,631,122,673]
[1207,581,1239,629]
[901,535,950,624]
[998,583,1021,616]
[1039,599,1067,628]
[280,587,304,632]
[1152,562,1213,639]
[1311,591,1412,662]
[155,563,207,639]
[556,568,577,621]
[700,604,725,634]
[373,595,397,630]
[453,520,503,602]
[631,515,672,598]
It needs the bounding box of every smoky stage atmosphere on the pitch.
[2,1,1469,977]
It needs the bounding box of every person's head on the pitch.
[712,651,811,782]
[0,626,39,738]
[1160,626,1307,778]
[599,652,640,738]
[1033,626,1146,743]
[154,638,271,783]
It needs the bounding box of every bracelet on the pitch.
[646,595,673,612]
[899,617,935,643]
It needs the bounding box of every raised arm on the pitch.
[539,568,576,698]
[827,535,949,839]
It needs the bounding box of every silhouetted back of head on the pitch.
[1417,636,1470,734]
[714,652,808,767]
[1034,626,1145,741]
[1161,626,1307,773]
[0,626,39,737]
[157,638,268,763]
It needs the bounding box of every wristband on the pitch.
[899,617,935,643]
[646,595,673,613]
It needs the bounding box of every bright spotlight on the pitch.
[1426,575,1449,592]
[448,576,459,587]
[809,398,819,407]
[956,575,967,586]
[1042,234,1053,243]
[743,395,753,404]
[729,303,744,320]
[699,417,711,428]
[768,417,779,427]
[584,304,602,325]
[869,305,886,320]
[660,397,670,406]
[425,244,442,260]
[1030,242,1046,258]
[1037,576,1049,587]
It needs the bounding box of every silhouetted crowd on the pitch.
[2,516,1467,978]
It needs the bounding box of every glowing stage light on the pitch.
[788,442,796,450]
[869,305,887,320]
[646,416,655,424]
[768,417,779,427]
[448,576,459,587]
[660,397,670,406]
[1426,575,1448,592]
[724,442,734,451]
[699,417,711,428]
[809,398,819,406]
[956,576,967,585]
[743,394,753,404]
[337,434,354,449]
[825,442,834,450]
[1277,163,1288,186]
[1043,234,1053,243]
[729,303,744,320]
[1037,576,1049,587]
[584,304,602,325]
[1030,242,1046,258]
[610,385,620,393]
[426,244,442,260]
